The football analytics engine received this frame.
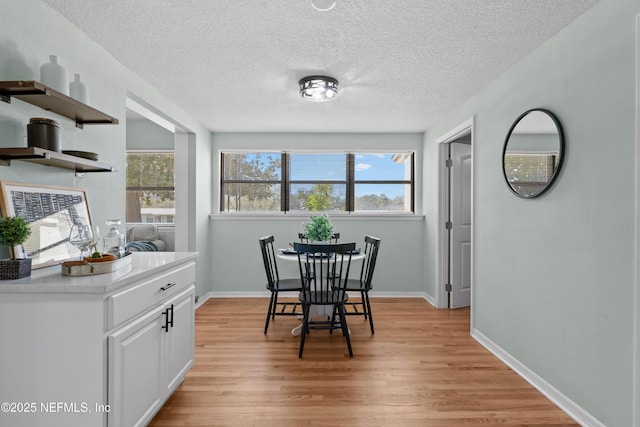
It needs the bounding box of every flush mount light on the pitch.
[310,0,336,11]
[299,76,339,102]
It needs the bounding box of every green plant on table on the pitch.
[0,216,31,259]
[303,214,333,242]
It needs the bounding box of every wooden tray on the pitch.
[61,252,132,276]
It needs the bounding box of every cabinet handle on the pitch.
[161,308,170,332]
[160,282,176,291]
[168,304,174,329]
[161,304,175,333]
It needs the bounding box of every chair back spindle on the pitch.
[259,235,280,289]
[298,232,341,244]
[359,235,381,290]
[293,242,355,304]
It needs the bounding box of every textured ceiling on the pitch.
[42,0,600,133]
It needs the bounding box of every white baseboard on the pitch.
[195,291,268,308]
[423,292,437,307]
[472,328,605,427]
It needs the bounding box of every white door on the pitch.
[449,142,472,308]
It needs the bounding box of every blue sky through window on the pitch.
[354,153,406,181]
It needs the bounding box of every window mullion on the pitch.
[282,152,289,212]
[347,153,354,211]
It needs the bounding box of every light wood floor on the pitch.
[149,298,577,426]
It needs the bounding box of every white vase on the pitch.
[69,73,88,103]
[40,55,68,94]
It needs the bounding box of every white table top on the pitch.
[277,249,365,262]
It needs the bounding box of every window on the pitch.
[220,151,414,213]
[126,151,175,223]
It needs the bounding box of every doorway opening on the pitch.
[125,96,191,252]
[436,118,474,311]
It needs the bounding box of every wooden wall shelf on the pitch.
[0,147,116,174]
[0,80,119,128]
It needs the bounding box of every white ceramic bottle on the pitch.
[40,55,68,94]
[69,73,88,103]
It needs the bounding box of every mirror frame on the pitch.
[502,108,565,199]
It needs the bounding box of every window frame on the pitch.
[220,151,415,214]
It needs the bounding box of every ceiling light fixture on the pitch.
[310,0,336,12]
[299,76,339,102]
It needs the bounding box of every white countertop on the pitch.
[0,252,198,294]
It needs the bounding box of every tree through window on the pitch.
[126,151,175,223]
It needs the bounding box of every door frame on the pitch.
[435,117,475,312]
[633,14,640,427]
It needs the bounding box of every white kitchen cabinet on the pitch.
[109,305,165,427]
[0,252,197,427]
[108,287,194,427]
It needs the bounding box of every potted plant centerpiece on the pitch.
[0,216,32,279]
[303,214,334,243]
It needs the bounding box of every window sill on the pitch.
[209,212,424,221]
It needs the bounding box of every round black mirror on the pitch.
[502,109,564,198]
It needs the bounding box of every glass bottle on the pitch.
[103,219,126,257]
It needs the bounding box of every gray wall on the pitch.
[423,0,637,425]
[0,0,211,296]
[209,132,427,295]
[126,118,175,150]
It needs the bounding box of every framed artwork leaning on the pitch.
[0,181,93,268]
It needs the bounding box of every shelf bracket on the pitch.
[75,172,85,178]
[0,94,10,104]
[75,122,84,129]
[0,159,11,167]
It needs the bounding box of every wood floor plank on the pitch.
[149,298,578,426]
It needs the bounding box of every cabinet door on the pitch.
[108,306,165,427]
[164,285,195,394]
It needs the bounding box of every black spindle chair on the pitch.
[293,241,356,358]
[343,235,381,334]
[259,235,303,334]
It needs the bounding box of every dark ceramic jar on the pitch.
[27,118,61,152]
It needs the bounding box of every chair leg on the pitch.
[299,305,309,358]
[364,292,374,334]
[360,291,368,319]
[329,306,338,334]
[272,292,279,320]
[338,304,353,357]
[264,292,276,334]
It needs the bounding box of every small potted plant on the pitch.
[303,214,334,242]
[0,216,32,279]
